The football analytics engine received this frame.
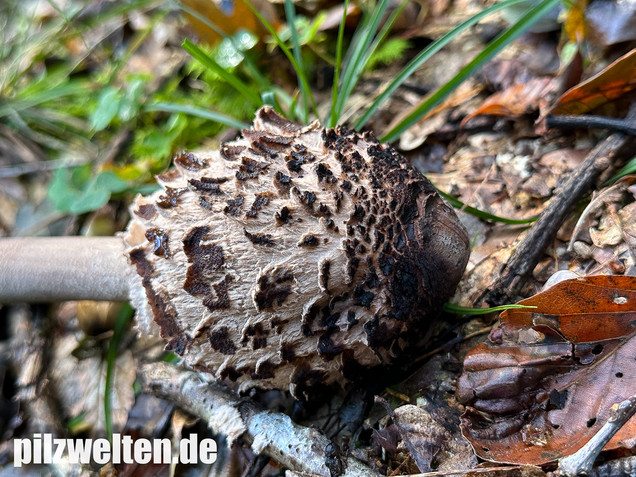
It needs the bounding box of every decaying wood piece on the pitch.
[482,103,636,306]
[124,106,470,400]
[138,362,380,477]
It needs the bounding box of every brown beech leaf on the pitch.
[550,49,636,115]
[457,275,636,465]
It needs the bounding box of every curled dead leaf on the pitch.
[462,78,556,126]
[550,49,636,116]
[457,275,636,465]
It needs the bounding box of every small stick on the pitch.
[555,395,636,477]
[482,103,636,306]
[546,114,636,136]
[0,237,129,302]
[137,362,380,477]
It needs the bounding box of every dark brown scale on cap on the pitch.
[157,187,186,209]
[124,106,470,401]
[246,193,270,218]
[220,144,244,161]
[224,195,244,216]
[244,229,275,247]
[145,228,170,258]
[135,203,156,220]
[175,151,208,171]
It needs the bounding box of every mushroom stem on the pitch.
[0,237,130,303]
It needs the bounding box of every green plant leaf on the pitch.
[437,188,538,225]
[443,303,537,315]
[90,87,122,131]
[174,0,271,89]
[365,37,410,72]
[118,77,146,122]
[182,38,263,107]
[145,102,250,130]
[95,171,128,193]
[0,81,88,119]
[70,187,111,215]
[607,156,636,184]
[48,167,130,215]
[381,0,562,142]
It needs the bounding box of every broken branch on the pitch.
[137,362,380,477]
[482,103,636,306]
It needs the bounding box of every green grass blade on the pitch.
[443,303,537,315]
[0,81,87,119]
[241,0,318,120]
[145,102,250,130]
[606,156,636,185]
[328,0,351,127]
[333,0,407,126]
[182,38,263,108]
[355,0,529,130]
[173,0,271,89]
[381,0,562,142]
[334,0,392,122]
[284,0,309,123]
[437,188,538,225]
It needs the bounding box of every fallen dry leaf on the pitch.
[457,275,636,465]
[392,404,477,473]
[550,48,636,116]
[462,78,556,126]
[52,334,136,435]
[569,176,636,275]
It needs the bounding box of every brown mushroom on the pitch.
[122,107,470,400]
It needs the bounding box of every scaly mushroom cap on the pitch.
[124,107,469,400]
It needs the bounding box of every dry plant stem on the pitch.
[555,395,636,477]
[546,114,636,136]
[0,237,129,302]
[483,104,636,306]
[138,362,380,477]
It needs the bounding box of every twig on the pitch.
[0,237,129,302]
[482,103,636,306]
[555,394,636,477]
[546,114,636,136]
[137,362,380,477]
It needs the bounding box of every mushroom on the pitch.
[0,107,470,400]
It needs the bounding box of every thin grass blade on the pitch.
[381,0,562,142]
[242,0,318,120]
[334,0,392,122]
[145,102,250,130]
[173,0,271,89]
[328,0,351,127]
[284,0,309,123]
[355,0,529,129]
[0,81,87,119]
[443,303,537,315]
[437,188,538,225]
[182,38,263,107]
